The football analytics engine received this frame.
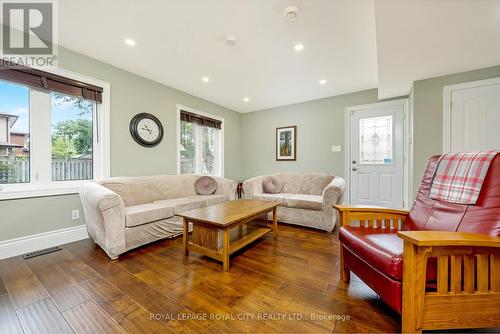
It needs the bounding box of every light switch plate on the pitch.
[72,209,80,220]
[331,145,342,152]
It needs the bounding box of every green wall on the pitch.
[240,64,500,202]
[2,46,500,243]
[240,89,379,179]
[412,65,500,195]
[0,47,242,242]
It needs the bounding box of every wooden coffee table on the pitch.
[178,199,280,271]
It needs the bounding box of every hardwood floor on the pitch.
[0,224,494,333]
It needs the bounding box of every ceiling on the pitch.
[375,0,500,99]
[56,0,500,112]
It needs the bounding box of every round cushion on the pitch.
[262,176,283,194]
[195,176,217,195]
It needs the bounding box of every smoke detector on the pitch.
[226,35,236,46]
[283,6,299,21]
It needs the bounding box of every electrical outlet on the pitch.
[72,209,80,220]
[331,145,342,152]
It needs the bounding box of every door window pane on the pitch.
[0,81,30,184]
[359,115,393,164]
[51,93,94,181]
[180,120,196,174]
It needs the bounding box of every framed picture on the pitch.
[276,126,297,161]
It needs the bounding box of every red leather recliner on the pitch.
[335,155,500,333]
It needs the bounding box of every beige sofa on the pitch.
[243,173,345,232]
[79,175,236,259]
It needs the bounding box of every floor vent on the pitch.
[23,246,62,259]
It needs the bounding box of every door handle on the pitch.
[352,167,357,171]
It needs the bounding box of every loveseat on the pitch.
[243,173,345,232]
[79,175,237,259]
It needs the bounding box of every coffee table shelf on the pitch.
[178,200,280,271]
[229,224,271,254]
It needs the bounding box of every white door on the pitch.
[349,102,405,208]
[447,81,500,152]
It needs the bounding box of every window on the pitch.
[178,107,223,176]
[51,93,94,181]
[359,115,393,164]
[0,81,30,184]
[0,63,109,198]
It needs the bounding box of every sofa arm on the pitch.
[322,176,346,208]
[213,177,238,200]
[79,182,126,259]
[243,175,265,199]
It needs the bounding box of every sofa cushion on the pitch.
[195,176,217,195]
[125,203,175,227]
[153,196,207,214]
[262,176,283,194]
[253,193,293,205]
[284,194,323,210]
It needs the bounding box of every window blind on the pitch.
[0,60,103,103]
[180,110,222,129]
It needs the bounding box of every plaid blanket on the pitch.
[429,151,499,204]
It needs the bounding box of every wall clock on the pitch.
[129,113,164,147]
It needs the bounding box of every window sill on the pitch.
[0,181,91,200]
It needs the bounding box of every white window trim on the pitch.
[176,104,224,177]
[0,67,111,200]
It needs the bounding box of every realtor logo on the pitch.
[1,0,57,67]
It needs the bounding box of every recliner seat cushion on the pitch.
[341,244,403,312]
[125,203,175,227]
[340,226,404,280]
[340,226,438,283]
[284,194,323,210]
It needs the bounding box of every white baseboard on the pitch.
[0,225,90,260]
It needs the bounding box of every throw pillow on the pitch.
[195,176,217,195]
[262,176,283,194]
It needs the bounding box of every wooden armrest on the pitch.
[398,231,500,248]
[333,204,409,216]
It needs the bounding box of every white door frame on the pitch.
[443,76,500,152]
[344,98,412,209]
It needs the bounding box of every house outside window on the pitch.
[177,106,223,177]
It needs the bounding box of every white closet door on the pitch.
[449,82,500,152]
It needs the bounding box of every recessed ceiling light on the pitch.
[226,35,236,46]
[319,79,327,85]
[201,76,210,83]
[294,43,304,52]
[124,38,136,47]
[243,97,250,102]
